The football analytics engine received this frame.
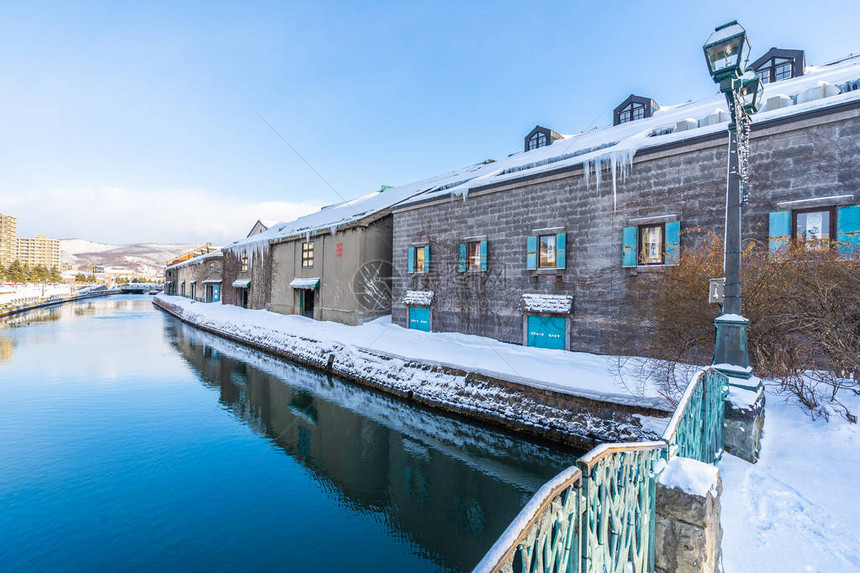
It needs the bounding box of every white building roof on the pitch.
[226,53,860,262]
[226,162,503,263]
[165,250,223,271]
[395,54,860,209]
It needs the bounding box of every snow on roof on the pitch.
[520,293,574,314]
[225,161,502,262]
[395,53,860,210]
[165,250,223,271]
[402,290,434,306]
[225,53,860,263]
[704,21,746,48]
[289,277,321,289]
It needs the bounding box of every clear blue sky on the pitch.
[1,0,857,244]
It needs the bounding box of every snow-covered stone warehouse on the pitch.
[219,163,503,325]
[164,248,224,303]
[390,48,860,354]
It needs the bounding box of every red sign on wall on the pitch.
[336,243,343,257]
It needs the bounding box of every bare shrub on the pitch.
[616,230,859,421]
[746,242,860,422]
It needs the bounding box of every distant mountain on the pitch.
[60,239,198,276]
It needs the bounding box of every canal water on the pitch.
[0,296,578,572]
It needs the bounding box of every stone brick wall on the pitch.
[655,458,723,573]
[222,249,272,309]
[392,107,860,355]
[172,256,223,302]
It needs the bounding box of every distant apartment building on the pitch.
[0,212,62,269]
[0,213,17,266]
[15,235,61,269]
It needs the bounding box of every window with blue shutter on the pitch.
[526,236,537,270]
[555,233,566,269]
[480,239,488,271]
[665,221,680,265]
[458,243,467,272]
[768,211,791,259]
[409,245,430,273]
[836,204,860,259]
[463,240,488,271]
[528,232,568,270]
[622,226,637,267]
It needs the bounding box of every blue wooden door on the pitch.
[408,307,431,332]
[211,284,221,303]
[526,315,566,349]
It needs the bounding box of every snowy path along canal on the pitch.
[0,296,579,572]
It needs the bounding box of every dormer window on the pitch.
[757,57,794,84]
[528,132,547,150]
[618,102,646,124]
[613,95,658,126]
[750,48,805,85]
[524,125,561,152]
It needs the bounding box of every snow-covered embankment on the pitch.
[153,294,671,449]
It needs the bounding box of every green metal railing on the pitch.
[474,367,728,573]
[662,368,728,464]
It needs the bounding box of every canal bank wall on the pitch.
[153,295,672,450]
[0,288,121,319]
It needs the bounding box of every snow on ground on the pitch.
[155,295,667,444]
[720,391,860,572]
[0,284,73,305]
[154,294,668,410]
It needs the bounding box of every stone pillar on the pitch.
[723,380,765,463]
[655,458,722,573]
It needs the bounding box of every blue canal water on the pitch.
[0,296,578,572]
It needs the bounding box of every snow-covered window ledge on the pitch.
[533,267,563,276]
[625,264,674,275]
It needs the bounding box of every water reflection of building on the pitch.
[0,337,13,364]
[2,306,62,328]
[1,298,146,330]
[168,322,577,571]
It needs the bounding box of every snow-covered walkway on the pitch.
[154,295,668,410]
[720,391,860,572]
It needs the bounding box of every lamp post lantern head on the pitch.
[703,21,751,88]
[739,73,764,114]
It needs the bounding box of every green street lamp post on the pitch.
[703,21,763,389]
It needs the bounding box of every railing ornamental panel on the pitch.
[476,367,728,573]
[474,467,582,573]
[576,444,664,573]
